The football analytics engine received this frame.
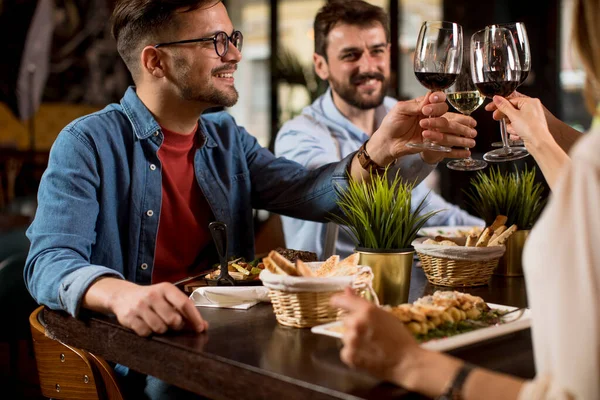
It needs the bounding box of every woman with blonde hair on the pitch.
[331,0,600,398]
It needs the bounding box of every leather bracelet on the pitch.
[356,139,388,172]
[436,363,475,400]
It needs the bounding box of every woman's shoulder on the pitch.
[570,126,600,167]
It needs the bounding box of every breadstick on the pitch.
[489,225,507,242]
[465,234,478,247]
[435,235,461,245]
[475,227,493,247]
[490,215,508,231]
[488,224,518,246]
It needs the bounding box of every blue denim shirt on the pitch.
[25,87,352,317]
[275,89,484,258]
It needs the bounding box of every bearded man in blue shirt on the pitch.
[25,0,477,339]
[275,0,484,258]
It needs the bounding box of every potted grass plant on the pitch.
[466,166,547,276]
[332,170,440,305]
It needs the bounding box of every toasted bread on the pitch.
[314,255,340,277]
[263,256,287,275]
[475,227,492,247]
[268,250,300,276]
[337,253,360,268]
[465,234,478,247]
[296,259,315,277]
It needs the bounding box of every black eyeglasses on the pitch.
[154,30,243,57]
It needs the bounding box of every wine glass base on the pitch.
[447,159,488,171]
[491,140,524,147]
[406,142,452,152]
[483,147,530,162]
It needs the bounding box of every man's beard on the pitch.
[174,59,239,107]
[329,72,388,110]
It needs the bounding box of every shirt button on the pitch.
[146,210,154,217]
[140,263,148,270]
[149,164,156,171]
[153,131,159,137]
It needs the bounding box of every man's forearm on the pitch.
[82,277,133,315]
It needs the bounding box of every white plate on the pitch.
[418,225,484,238]
[311,303,531,352]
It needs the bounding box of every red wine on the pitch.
[475,80,519,98]
[414,72,458,90]
[518,70,530,85]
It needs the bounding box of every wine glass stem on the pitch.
[500,118,512,154]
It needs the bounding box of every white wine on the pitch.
[447,91,484,115]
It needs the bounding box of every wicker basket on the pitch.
[412,238,505,287]
[260,263,375,328]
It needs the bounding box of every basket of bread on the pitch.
[259,250,375,328]
[412,215,517,287]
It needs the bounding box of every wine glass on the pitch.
[408,21,463,153]
[490,22,530,148]
[445,51,487,171]
[471,26,529,162]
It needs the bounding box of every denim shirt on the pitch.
[275,89,484,258]
[25,87,352,317]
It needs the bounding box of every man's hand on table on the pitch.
[365,91,478,167]
[83,277,208,337]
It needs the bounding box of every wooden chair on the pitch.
[29,306,124,400]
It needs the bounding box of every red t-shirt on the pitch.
[152,124,213,284]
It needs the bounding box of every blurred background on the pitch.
[0,0,590,397]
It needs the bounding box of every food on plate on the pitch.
[205,258,265,281]
[386,291,508,341]
[274,248,318,263]
[263,250,360,278]
[423,215,517,248]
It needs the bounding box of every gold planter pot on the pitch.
[356,248,414,306]
[495,229,530,276]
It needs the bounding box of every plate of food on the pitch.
[204,248,318,286]
[311,291,530,352]
[418,225,484,239]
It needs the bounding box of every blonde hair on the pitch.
[573,0,600,112]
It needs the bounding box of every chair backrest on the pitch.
[29,306,124,400]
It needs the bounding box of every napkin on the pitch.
[189,286,271,310]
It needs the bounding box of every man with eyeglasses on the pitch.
[275,0,483,259]
[25,0,475,393]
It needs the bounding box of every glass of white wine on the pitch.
[445,54,487,171]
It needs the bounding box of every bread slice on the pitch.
[296,259,315,277]
[337,253,360,268]
[268,250,300,276]
[263,256,287,275]
[314,255,340,277]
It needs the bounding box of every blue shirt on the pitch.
[275,89,484,258]
[25,87,352,317]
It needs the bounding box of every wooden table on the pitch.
[43,266,534,400]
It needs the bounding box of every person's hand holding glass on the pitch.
[445,50,487,171]
[408,21,463,153]
[471,26,529,162]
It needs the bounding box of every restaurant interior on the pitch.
[0,0,592,398]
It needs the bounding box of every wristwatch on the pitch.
[437,363,475,400]
[357,139,386,172]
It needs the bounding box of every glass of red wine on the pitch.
[408,21,463,153]
[471,26,529,162]
[490,22,531,148]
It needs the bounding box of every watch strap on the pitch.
[437,363,475,400]
[357,139,386,172]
